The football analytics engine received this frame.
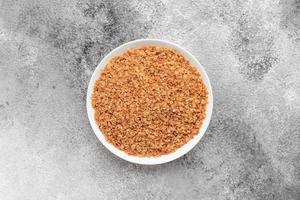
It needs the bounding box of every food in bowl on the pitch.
[92,46,208,157]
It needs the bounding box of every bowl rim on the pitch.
[86,38,213,165]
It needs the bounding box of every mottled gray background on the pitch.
[0,0,299,199]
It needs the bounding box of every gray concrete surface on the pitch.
[0,0,300,199]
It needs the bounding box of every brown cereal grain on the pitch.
[92,46,208,157]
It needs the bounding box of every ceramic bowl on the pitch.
[87,39,213,165]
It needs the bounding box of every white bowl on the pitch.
[86,39,213,165]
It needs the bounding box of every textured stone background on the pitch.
[0,0,300,199]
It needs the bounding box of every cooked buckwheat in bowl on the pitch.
[87,39,213,165]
